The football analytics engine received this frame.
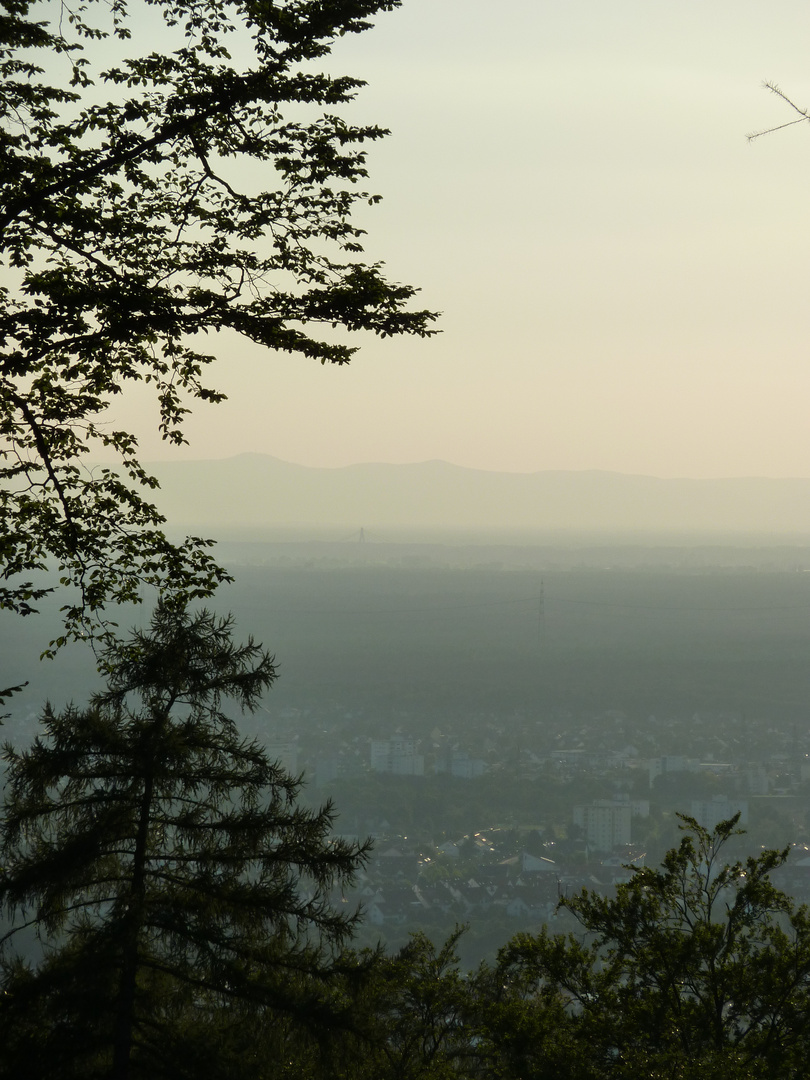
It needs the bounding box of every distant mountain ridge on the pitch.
[145,454,810,536]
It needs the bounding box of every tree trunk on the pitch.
[111,752,155,1080]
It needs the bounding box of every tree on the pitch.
[491,815,810,1079]
[335,925,583,1080]
[329,928,481,1080]
[471,955,586,1080]
[0,0,437,647]
[0,603,371,1079]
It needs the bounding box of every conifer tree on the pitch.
[0,603,369,1079]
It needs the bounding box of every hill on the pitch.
[146,454,810,538]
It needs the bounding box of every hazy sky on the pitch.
[116,1,810,478]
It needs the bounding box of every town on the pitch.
[256,699,810,964]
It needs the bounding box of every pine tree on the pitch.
[0,603,369,1079]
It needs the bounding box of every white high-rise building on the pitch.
[370,737,424,776]
[573,799,632,853]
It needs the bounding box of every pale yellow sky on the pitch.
[109,0,810,478]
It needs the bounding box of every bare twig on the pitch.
[747,82,810,141]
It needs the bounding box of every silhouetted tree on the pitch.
[492,815,810,1078]
[0,603,370,1079]
[0,0,437,646]
[330,929,480,1080]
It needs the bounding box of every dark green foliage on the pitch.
[494,816,810,1079]
[0,0,437,645]
[0,676,27,720]
[331,929,480,1080]
[337,927,582,1080]
[366,929,474,1080]
[0,603,370,1079]
[471,957,585,1080]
